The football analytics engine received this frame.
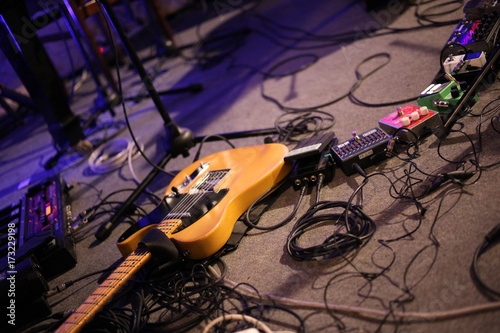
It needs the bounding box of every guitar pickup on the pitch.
[165,213,191,220]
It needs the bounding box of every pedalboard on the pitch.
[287,132,337,190]
[0,177,74,331]
[331,127,391,176]
[378,105,442,141]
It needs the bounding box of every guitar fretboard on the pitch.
[56,248,151,333]
[56,220,182,333]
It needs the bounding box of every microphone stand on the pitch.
[96,0,195,157]
[93,0,278,241]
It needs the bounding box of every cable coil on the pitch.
[287,201,376,261]
[88,138,140,174]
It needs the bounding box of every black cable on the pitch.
[260,54,350,111]
[391,127,421,160]
[286,199,376,261]
[246,304,306,333]
[469,94,500,172]
[273,110,335,144]
[413,0,464,26]
[250,8,459,51]
[348,53,420,107]
[191,135,236,163]
[243,176,302,231]
[98,2,177,179]
[471,224,500,298]
[439,42,469,74]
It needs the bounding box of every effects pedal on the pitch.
[0,176,76,280]
[331,127,391,176]
[284,131,336,162]
[443,51,487,79]
[417,80,477,116]
[378,105,442,141]
[287,132,337,190]
[290,152,335,190]
[444,13,500,55]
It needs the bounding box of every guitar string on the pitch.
[162,172,214,220]
[159,179,210,223]
[157,170,229,228]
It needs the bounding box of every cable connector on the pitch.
[352,163,367,178]
[427,171,475,195]
[385,136,397,157]
[45,281,74,297]
[443,170,475,181]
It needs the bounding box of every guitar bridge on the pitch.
[177,162,210,192]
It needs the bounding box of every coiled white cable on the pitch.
[88,138,140,174]
[202,314,274,333]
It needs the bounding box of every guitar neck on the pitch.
[55,249,152,333]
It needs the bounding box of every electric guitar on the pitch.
[55,143,291,333]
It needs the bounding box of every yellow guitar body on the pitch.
[117,143,291,259]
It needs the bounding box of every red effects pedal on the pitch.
[378,105,442,141]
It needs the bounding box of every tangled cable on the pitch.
[287,200,376,261]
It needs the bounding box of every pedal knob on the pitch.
[351,131,360,141]
[419,106,429,116]
[396,106,404,117]
[411,111,420,121]
[401,116,411,126]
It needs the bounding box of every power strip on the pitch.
[378,105,442,141]
[331,128,391,176]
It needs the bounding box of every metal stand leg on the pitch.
[58,0,119,125]
[97,0,195,157]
